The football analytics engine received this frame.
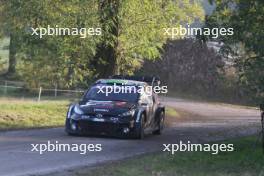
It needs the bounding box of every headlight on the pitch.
[74,105,84,115]
[119,109,135,117]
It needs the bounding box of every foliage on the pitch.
[0,0,204,87]
[139,39,225,97]
[0,0,100,87]
[94,0,204,76]
[207,0,264,103]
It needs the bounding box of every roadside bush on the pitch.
[139,39,252,104]
[140,39,224,96]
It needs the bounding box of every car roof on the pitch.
[95,79,148,86]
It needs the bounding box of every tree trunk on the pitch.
[7,33,17,75]
[93,0,120,78]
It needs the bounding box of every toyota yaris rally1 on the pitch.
[65,76,165,139]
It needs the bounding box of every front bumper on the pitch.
[65,115,137,137]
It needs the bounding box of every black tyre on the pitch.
[153,111,165,135]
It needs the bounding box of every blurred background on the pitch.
[0,0,263,105]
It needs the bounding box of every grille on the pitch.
[78,121,122,134]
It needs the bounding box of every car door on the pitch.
[145,92,154,126]
[138,91,150,125]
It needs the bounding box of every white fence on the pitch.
[0,80,85,101]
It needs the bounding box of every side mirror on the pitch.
[260,104,264,111]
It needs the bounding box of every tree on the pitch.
[139,39,225,97]
[0,0,204,88]
[94,0,204,77]
[207,0,264,102]
[1,0,100,87]
[0,1,24,76]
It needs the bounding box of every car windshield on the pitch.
[84,85,139,102]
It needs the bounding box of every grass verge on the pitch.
[0,100,180,131]
[0,99,69,130]
[69,136,264,176]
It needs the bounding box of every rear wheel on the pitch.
[153,111,165,135]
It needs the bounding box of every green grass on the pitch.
[0,99,69,130]
[73,136,264,176]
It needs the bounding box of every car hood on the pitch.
[79,100,136,116]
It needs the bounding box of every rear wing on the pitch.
[109,75,161,87]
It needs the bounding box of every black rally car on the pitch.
[65,76,165,139]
